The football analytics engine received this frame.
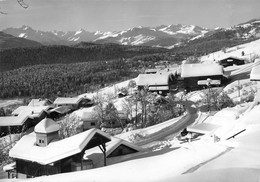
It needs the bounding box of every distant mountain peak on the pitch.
[4,19,260,49]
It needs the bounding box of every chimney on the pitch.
[34,118,60,147]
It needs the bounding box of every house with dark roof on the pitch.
[217,56,245,67]
[8,118,111,178]
[181,64,224,91]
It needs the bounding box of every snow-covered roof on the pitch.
[181,64,223,78]
[0,114,29,126]
[54,97,83,105]
[250,58,260,81]
[187,123,220,135]
[80,107,98,121]
[218,56,245,61]
[136,73,171,86]
[12,106,51,116]
[145,68,159,74]
[28,99,52,107]
[9,128,111,165]
[48,106,71,114]
[84,136,142,159]
[34,118,60,134]
[157,67,178,75]
[149,86,169,91]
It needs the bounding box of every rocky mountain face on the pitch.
[2,24,209,48]
[0,31,42,49]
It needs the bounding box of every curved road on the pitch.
[135,101,199,146]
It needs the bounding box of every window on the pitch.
[90,122,95,126]
[39,139,44,144]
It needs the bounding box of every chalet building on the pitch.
[79,106,129,130]
[53,97,93,110]
[0,106,51,136]
[79,107,99,130]
[8,118,111,179]
[136,72,176,95]
[217,56,245,67]
[0,113,30,136]
[181,64,224,92]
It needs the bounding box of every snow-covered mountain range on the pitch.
[2,24,209,48]
[2,18,260,49]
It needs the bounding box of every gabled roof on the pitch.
[181,64,223,78]
[53,97,83,105]
[9,128,111,165]
[250,58,260,81]
[12,106,51,116]
[0,113,29,126]
[28,99,52,107]
[218,56,245,61]
[34,118,60,134]
[48,106,71,114]
[84,136,142,159]
[136,73,171,86]
[80,107,98,121]
[187,123,220,135]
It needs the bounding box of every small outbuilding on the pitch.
[217,56,245,67]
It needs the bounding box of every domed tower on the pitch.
[34,118,60,147]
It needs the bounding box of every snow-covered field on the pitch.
[0,100,23,108]
[10,100,260,182]
[201,38,260,63]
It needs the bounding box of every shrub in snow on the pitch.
[59,115,83,139]
[216,92,235,109]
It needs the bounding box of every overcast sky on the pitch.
[0,0,260,32]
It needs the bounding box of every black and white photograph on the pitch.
[1,0,260,181]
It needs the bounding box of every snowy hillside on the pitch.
[200,37,260,63]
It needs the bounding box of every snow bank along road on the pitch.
[135,101,198,146]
